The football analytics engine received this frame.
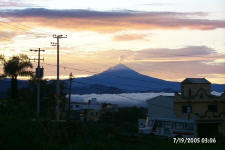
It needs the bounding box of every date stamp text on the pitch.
[173,138,216,144]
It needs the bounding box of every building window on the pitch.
[76,105,79,108]
[90,112,94,116]
[181,85,184,95]
[208,105,217,112]
[200,93,204,99]
[182,106,192,113]
[175,122,184,130]
[189,88,192,97]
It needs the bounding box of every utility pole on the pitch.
[68,72,73,121]
[51,34,67,120]
[30,48,45,118]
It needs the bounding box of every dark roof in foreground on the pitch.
[181,78,211,84]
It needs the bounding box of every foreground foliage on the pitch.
[0,54,33,98]
[0,100,224,150]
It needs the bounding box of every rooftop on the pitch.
[181,78,211,84]
[146,95,176,119]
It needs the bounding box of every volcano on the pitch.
[71,64,180,93]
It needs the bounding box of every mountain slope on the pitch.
[0,78,28,98]
[72,64,180,93]
[0,64,224,96]
[72,64,225,93]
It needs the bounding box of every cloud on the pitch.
[20,31,50,39]
[83,46,224,63]
[70,91,222,107]
[22,45,224,84]
[90,46,223,63]
[71,92,175,107]
[0,0,36,8]
[0,29,49,43]
[130,46,221,62]
[0,31,17,43]
[121,46,225,81]
[1,8,225,33]
[137,61,225,77]
[38,45,225,83]
[119,55,126,64]
[113,33,148,41]
[141,3,173,6]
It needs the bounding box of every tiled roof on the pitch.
[181,78,211,84]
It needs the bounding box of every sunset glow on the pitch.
[0,0,225,83]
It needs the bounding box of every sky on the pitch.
[0,0,225,83]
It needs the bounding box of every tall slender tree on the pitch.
[1,54,33,98]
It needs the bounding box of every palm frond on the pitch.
[3,54,33,78]
[3,60,18,77]
[18,61,33,71]
[19,54,29,61]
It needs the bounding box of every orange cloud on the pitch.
[19,45,223,83]
[0,31,18,43]
[113,33,148,41]
[1,9,225,33]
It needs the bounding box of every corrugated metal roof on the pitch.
[181,78,211,84]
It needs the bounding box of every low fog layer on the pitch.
[70,91,222,107]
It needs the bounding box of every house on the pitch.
[174,78,225,136]
[100,103,118,122]
[70,98,101,121]
[140,95,196,137]
[146,96,176,119]
[69,98,118,122]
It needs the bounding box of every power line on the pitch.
[64,79,175,111]
[116,94,180,113]
[40,63,182,113]
[0,21,52,36]
[0,21,30,32]
[51,65,168,90]
[43,62,178,91]
[68,79,181,113]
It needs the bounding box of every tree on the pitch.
[1,54,33,98]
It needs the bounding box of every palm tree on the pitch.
[1,54,33,99]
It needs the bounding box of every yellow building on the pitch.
[174,78,225,137]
